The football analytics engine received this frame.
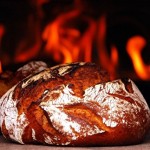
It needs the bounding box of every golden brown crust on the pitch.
[0,61,47,98]
[0,62,150,146]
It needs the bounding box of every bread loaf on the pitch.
[0,61,47,98]
[0,62,150,146]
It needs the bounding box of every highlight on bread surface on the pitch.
[0,62,150,146]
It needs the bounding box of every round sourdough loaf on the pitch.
[0,62,150,146]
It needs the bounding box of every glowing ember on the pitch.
[126,35,150,80]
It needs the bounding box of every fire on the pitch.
[42,12,119,79]
[111,45,119,68]
[126,35,150,80]
[97,16,119,80]
[42,10,96,63]
[0,61,2,74]
[0,1,149,81]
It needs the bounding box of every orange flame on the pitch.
[42,10,96,63]
[97,16,119,80]
[111,45,119,67]
[0,61,2,73]
[126,35,150,80]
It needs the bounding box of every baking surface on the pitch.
[0,131,150,150]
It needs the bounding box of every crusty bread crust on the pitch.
[0,61,47,98]
[0,62,150,146]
